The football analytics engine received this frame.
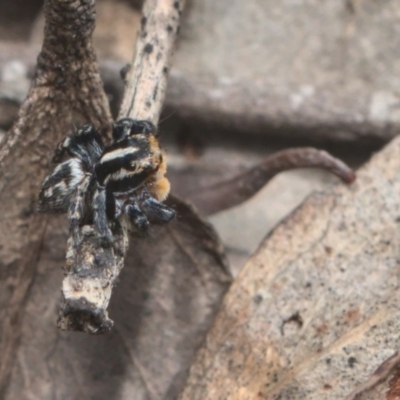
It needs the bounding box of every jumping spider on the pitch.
[38,118,175,245]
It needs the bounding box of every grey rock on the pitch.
[168,0,400,144]
[8,1,400,145]
[0,60,30,102]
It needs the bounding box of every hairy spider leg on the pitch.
[92,185,114,244]
[52,124,104,168]
[68,174,91,246]
[38,158,86,213]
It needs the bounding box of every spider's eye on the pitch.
[112,118,158,141]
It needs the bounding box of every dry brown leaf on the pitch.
[345,351,400,399]
[6,196,231,400]
[179,136,400,400]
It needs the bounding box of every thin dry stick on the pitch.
[118,0,184,122]
[186,148,356,216]
[58,0,185,333]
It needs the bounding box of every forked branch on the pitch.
[58,0,185,333]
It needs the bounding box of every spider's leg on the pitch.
[68,174,91,246]
[92,185,114,244]
[52,137,71,164]
[52,135,91,166]
[77,124,104,164]
[105,184,116,221]
[140,196,175,224]
[38,158,85,213]
[124,200,150,235]
[52,124,104,167]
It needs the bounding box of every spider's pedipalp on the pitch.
[38,158,86,213]
[125,201,149,234]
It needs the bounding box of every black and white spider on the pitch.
[38,118,175,245]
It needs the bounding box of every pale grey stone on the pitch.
[167,0,400,144]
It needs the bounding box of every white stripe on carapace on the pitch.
[100,146,140,163]
[104,167,139,184]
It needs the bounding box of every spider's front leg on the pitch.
[40,125,103,215]
[38,158,86,213]
[52,124,104,167]
[68,174,91,246]
[92,184,114,245]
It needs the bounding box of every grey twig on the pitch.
[119,0,185,123]
[186,148,356,216]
